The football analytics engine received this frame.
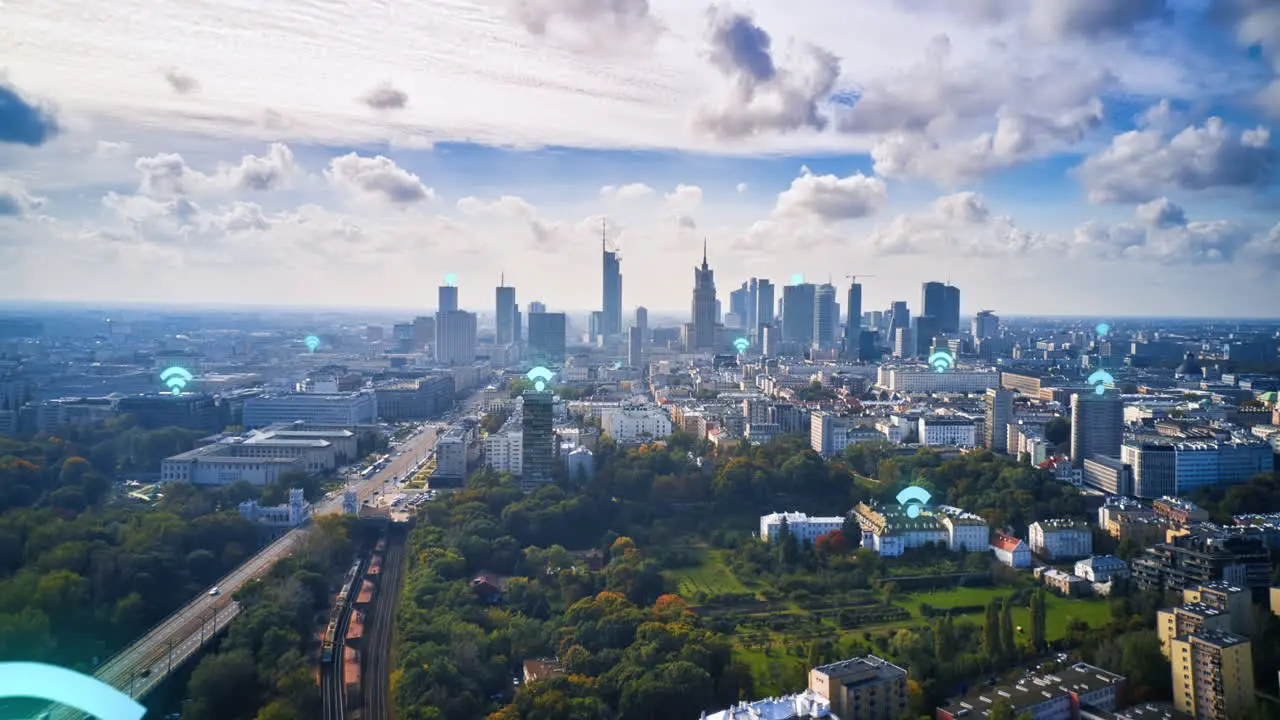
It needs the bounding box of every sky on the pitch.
[1,0,1279,317]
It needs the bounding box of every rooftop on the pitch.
[701,689,831,720]
[1178,629,1249,648]
[938,663,1125,719]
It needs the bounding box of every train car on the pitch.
[321,640,334,663]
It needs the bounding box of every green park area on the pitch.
[664,543,1113,695]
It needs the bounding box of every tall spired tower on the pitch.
[601,221,623,337]
[690,240,718,350]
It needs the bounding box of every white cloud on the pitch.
[0,177,47,219]
[600,183,654,200]
[364,84,409,111]
[509,0,663,51]
[457,194,598,250]
[866,192,1055,256]
[1072,200,1277,266]
[1075,109,1277,203]
[94,140,132,159]
[1215,0,1280,117]
[324,153,434,204]
[133,143,303,198]
[841,34,1109,184]
[664,183,703,212]
[736,182,748,193]
[773,166,886,221]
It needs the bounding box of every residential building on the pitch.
[1183,582,1254,636]
[1029,519,1093,560]
[760,512,845,543]
[918,417,977,448]
[937,508,991,552]
[1152,497,1210,526]
[1158,604,1232,657]
[985,388,1014,453]
[600,403,672,444]
[1132,531,1272,597]
[991,532,1032,568]
[808,655,908,720]
[704,689,833,720]
[1170,630,1254,720]
[433,425,471,484]
[936,663,1125,720]
[1075,555,1131,584]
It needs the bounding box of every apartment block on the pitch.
[809,655,908,720]
[1170,630,1254,720]
[1029,519,1093,561]
[1158,604,1232,657]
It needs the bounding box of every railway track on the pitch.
[364,530,407,720]
[321,558,363,720]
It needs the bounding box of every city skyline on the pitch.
[1,1,1278,315]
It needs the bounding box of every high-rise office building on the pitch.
[627,325,644,370]
[529,301,547,315]
[972,310,999,340]
[842,280,862,358]
[922,282,961,334]
[495,277,516,345]
[813,283,839,349]
[782,283,816,346]
[746,278,759,335]
[435,310,477,366]
[602,228,622,337]
[527,311,567,367]
[985,388,1014,453]
[730,282,751,329]
[858,329,879,362]
[888,301,909,340]
[513,306,522,343]
[914,315,938,357]
[438,285,458,313]
[411,316,435,351]
[521,391,555,491]
[689,241,718,351]
[756,279,775,340]
[1071,393,1124,468]
[634,306,648,343]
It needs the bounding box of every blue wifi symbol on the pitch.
[896,486,932,518]
[160,366,193,396]
[0,662,146,720]
[526,366,555,392]
[733,337,750,353]
[1088,369,1115,396]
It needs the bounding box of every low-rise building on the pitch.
[1075,555,1130,584]
[1028,519,1093,561]
[937,507,991,552]
[936,663,1125,720]
[809,655,908,720]
[703,689,832,720]
[760,512,845,544]
[918,417,977,448]
[1038,568,1088,596]
[991,533,1032,569]
[238,488,311,528]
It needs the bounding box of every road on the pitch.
[41,417,450,720]
[363,530,407,720]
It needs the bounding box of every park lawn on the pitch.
[667,546,754,598]
[901,586,1112,640]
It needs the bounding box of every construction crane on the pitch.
[845,274,877,284]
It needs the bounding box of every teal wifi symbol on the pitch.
[733,337,750,353]
[1087,369,1115,396]
[304,335,321,353]
[790,273,804,285]
[526,366,555,392]
[0,661,146,720]
[443,273,457,287]
[160,366,193,396]
[896,486,932,518]
[927,350,954,373]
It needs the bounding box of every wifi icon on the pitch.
[733,337,750,353]
[1088,369,1115,396]
[160,366,193,396]
[927,350,954,373]
[896,486,932,518]
[0,662,146,720]
[526,366,555,393]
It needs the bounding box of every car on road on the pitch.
[208,587,220,596]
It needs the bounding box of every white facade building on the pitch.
[918,417,977,448]
[877,367,1000,394]
[1074,555,1130,583]
[242,391,377,428]
[991,533,1032,568]
[1028,519,1093,560]
[760,512,844,543]
[937,509,990,551]
[703,689,831,720]
[485,424,524,475]
[600,404,672,444]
